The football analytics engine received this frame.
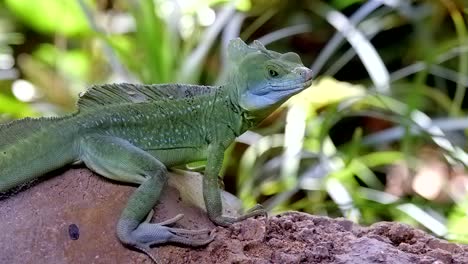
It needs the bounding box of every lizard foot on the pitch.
[117,214,215,263]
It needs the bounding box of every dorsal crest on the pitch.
[77,83,215,111]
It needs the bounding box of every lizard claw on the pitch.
[158,213,184,225]
[211,203,268,227]
[167,227,216,246]
[133,244,159,264]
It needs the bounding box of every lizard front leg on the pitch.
[204,143,267,226]
[79,135,213,262]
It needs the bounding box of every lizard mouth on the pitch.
[262,77,313,95]
[257,67,313,95]
[239,69,313,111]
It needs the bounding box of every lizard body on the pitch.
[0,39,313,262]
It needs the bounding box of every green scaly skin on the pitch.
[0,39,313,262]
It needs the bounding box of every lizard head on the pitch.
[227,38,313,119]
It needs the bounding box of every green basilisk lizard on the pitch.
[0,38,313,262]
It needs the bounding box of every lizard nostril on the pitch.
[298,68,313,81]
[305,69,313,80]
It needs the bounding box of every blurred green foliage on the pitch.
[1,0,468,243]
[4,0,92,36]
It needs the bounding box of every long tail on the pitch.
[0,116,77,192]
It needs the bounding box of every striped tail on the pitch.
[0,116,77,192]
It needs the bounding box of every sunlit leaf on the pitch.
[447,199,468,243]
[330,0,364,10]
[0,93,37,117]
[5,0,92,36]
[179,0,251,12]
[288,77,366,110]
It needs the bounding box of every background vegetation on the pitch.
[1,0,468,243]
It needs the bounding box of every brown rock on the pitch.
[2,168,468,264]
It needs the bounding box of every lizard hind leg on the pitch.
[79,135,214,262]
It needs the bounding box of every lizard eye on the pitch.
[268,69,279,78]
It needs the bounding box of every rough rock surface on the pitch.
[1,168,467,264]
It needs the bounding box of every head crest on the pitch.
[227,38,281,63]
[252,40,266,51]
[227,38,254,63]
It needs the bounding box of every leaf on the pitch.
[0,94,37,118]
[288,77,366,110]
[330,0,364,10]
[447,199,468,243]
[5,0,92,36]
[131,0,173,83]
